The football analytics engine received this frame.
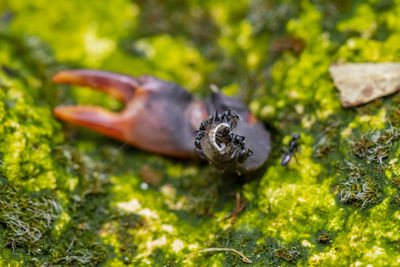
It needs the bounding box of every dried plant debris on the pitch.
[188,248,252,264]
[314,120,341,158]
[391,177,400,189]
[393,194,400,206]
[315,229,334,245]
[0,186,60,250]
[252,238,306,265]
[273,246,302,263]
[317,233,331,244]
[329,62,400,107]
[350,125,400,166]
[270,35,305,55]
[338,162,381,208]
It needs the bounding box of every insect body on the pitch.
[281,134,300,166]
[194,110,253,174]
[52,69,271,174]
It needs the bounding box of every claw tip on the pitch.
[52,71,74,84]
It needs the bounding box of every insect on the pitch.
[194,110,254,174]
[52,69,271,174]
[281,133,300,166]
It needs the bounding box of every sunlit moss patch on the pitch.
[3,0,400,265]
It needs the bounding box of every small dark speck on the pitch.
[1,65,18,78]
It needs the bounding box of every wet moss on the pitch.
[392,177,400,189]
[262,237,307,265]
[316,231,332,245]
[337,162,382,208]
[0,186,59,250]
[3,0,400,265]
[392,194,400,207]
[273,246,302,263]
[351,125,400,166]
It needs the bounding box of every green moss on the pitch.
[0,186,59,250]
[337,162,382,208]
[316,230,332,245]
[3,0,400,265]
[272,245,302,264]
[351,125,400,166]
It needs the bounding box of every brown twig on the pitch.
[220,192,246,224]
[187,247,252,263]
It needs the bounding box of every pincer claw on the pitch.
[53,69,271,173]
[53,70,197,157]
[53,70,136,102]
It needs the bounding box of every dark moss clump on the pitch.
[263,238,305,265]
[207,228,264,265]
[337,162,381,208]
[388,108,400,125]
[351,126,400,166]
[53,144,110,196]
[273,246,302,263]
[391,177,400,189]
[48,227,107,266]
[147,248,178,267]
[175,169,223,217]
[132,0,219,45]
[392,194,400,207]
[248,0,300,35]
[49,148,115,266]
[315,230,333,245]
[117,213,142,263]
[315,141,335,158]
[140,164,163,185]
[217,234,308,265]
[318,233,331,244]
[0,185,59,250]
[351,136,374,159]
[314,120,342,158]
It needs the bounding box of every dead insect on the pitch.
[281,133,300,166]
[194,110,254,174]
[52,70,271,174]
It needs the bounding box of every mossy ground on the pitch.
[1,0,400,266]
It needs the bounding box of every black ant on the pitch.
[281,133,300,166]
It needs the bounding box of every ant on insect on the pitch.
[281,133,301,166]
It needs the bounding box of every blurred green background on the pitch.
[2,0,400,266]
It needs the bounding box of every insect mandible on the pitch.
[53,70,271,174]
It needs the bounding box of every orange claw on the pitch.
[53,70,136,102]
[53,70,200,157]
[53,69,271,173]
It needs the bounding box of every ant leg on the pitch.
[292,146,301,164]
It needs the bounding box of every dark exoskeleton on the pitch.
[52,70,271,174]
[281,133,300,166]
[194,110,254,175]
